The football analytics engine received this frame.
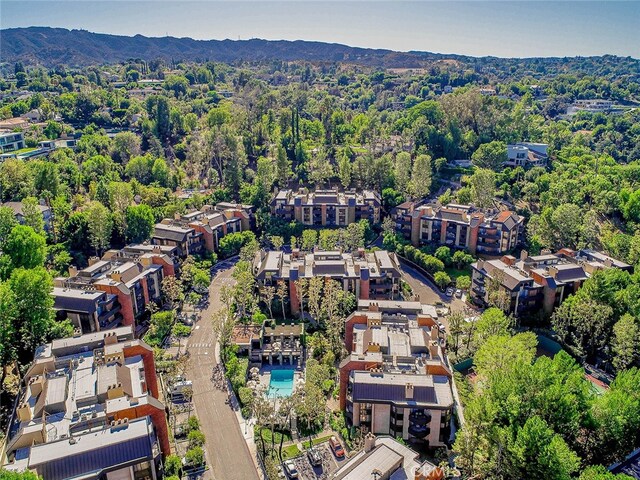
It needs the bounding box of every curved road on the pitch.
[399,262,470,331]
[185,260,260,480]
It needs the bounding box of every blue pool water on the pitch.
[268,368,295,398]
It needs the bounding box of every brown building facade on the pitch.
[393,202,524,256]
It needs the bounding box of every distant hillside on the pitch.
[2,27,638,79]
[0,27,439,68]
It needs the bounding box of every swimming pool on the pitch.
[268,368,295,398]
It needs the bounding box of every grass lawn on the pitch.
[281,444,302,460]
[13,147,37,154]
[445,265,471,283]
[301,434,333,449]
[254,426,292,445]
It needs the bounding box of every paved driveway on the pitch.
[185,260,260,480]
[399,263,469,331]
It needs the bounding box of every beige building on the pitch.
[332,434,444,480]
[253,249,402,314]
[470,248,633,317]
[271,189,381,226]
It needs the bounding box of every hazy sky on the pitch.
[1,1,639,58]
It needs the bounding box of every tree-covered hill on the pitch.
[2,27,639,81]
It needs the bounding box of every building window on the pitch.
[133,460,153,480]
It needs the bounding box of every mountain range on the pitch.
[2,27,638,75]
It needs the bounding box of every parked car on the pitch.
[437,321,446,333]
[455,289,463,298]
[307,447,322,466]
[445,287,454,297]
[169,380,193,400]
[329,436,345,458]
[283,460,299,478]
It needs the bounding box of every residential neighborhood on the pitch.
[0,8,640,480]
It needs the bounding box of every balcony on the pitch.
[98,304,121,323]
[409,411,432,425]
[472,286,486,296]
[477,237,499,246]
[274,207,288,214]
[408,424,430,438]
[479,229,500,239]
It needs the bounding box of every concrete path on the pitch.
[185,260,260,480]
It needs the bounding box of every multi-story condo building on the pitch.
[574,99,615,112]
[271,189,382,226]
[253,249,402,314]
[54,249,176,332]
[3,200,53,232]
[393,202,524,255]
[470,248,633,317]
[151,223,204,257]
[331,433,444,480]
[505,142,549,168]
[338,300,453,447]
[152,203,253,257]
[0,131,25,153]
[2,327,169,480]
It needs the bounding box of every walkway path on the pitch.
[185,259,260,480]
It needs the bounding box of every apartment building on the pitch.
[3,200,53,232]
[479,88,497,96]
[470,248,632,317]
[332,434,443,480]
[271,189,381,226]
[505,143,549,168]
[253,249,402,314]
[0,131,25,153]
[2,327,169,480]
[338,300,453,447]
[232,321,304,366]
[151,223,203,257]
[54,249,176,332]
[152,203,253,257]
[574,99,615,112]
[393,202,524,255]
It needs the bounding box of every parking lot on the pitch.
[282,442,347,479]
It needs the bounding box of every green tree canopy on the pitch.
[2,225,46,274]
[125,204,155,244]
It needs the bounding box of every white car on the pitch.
[445,287,454,297]
[283,460,299,478]
[455,289,463,298]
